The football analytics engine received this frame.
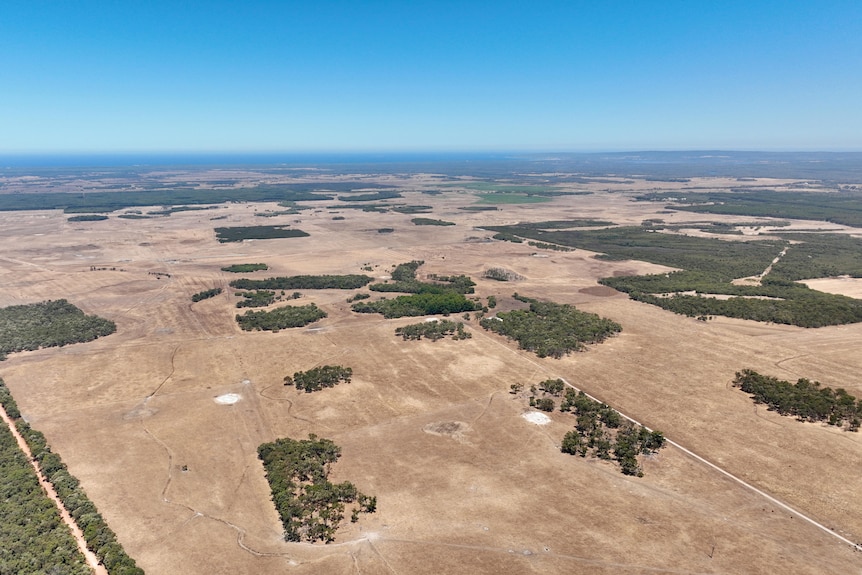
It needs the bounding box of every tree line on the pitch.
[0,406,92,574]
[0,379,145,574]
[230,274,372,290]
[733,369,861,430]
[191,287,222,302]
[395,320,471,341]
[221,263,268,273]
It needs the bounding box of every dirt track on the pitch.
[0,404,108,575]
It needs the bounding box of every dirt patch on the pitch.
[578,285,620,297]
[803,276,862,299]
[423,421,471,442]
[214,393,241,405]
[521,411,551,425]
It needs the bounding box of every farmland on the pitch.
[0,161,861,574]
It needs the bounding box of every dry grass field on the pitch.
[1,178,861,574]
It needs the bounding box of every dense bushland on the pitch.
[0,416,91,574]
[352,293,479,318]
[236,304,326,331]
[0,300,116,360]
[480,295,621,358]
[486,223,862,327]
[257,435,376,543]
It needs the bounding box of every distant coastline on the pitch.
[2,150,862,180]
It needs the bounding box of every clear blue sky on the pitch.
[2,1,860,153]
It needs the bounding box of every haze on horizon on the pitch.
[2,1,861,155]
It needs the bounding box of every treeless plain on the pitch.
[1,180,861,574]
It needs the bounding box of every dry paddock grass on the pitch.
[1,185,861,574]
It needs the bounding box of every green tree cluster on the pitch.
[394,320,471,341]
[0,379,145,574]
[0,300,117,360]
[215,225,309,242]
[352,293,480,319]
[411,217,455,226]
[527,241,574,251]
[221,263,268,273]
[483,268,524,282]
[191,287,222,302]
[733,369,861,430]
[369,261,475,295]
[492,232,523,243]
[235,290,276,308]
[560,390,665,476]
[230,275,372,290]
[236,304,326,331]
[257,435,376,543]
[285,366,353,393]
[480,296,621,358]
[68,214,109,222]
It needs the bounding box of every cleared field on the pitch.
[1,180,861,574]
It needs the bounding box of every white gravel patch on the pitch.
[214,393,241,405]
[522,411,551,425]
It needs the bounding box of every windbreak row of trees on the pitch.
[0,380,145,574]
[257,435,376,543]
[411,217,455,226]
[221,263,268,273]
[733,369,861,430]
[0,300,116,360]
[230,275,372,290]
[191,287,222,302]
[395,320,471,341]
[0,399,92,574]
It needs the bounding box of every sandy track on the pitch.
[0,404,109,575]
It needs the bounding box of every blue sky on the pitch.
[2,1,861,153]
